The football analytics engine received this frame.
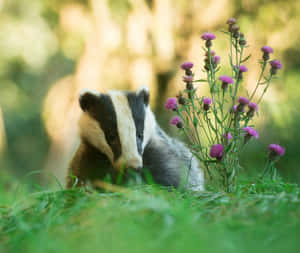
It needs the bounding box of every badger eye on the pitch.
[137,133,143,140]
[106,133,116,142]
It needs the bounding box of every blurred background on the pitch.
[0,0,299,186]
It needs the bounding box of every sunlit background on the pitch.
[0,0,299,186]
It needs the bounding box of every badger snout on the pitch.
[115,156,143,171]
[126,158,143,171]
[132,165,142,171]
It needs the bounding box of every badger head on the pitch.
[78,86,155,171]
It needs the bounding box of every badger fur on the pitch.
[66,86,204,191]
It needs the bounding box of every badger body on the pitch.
[67,87,204,191]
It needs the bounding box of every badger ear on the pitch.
[136,85,149,106]
[79,89,100,111]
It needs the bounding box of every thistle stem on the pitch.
[249,61,267,101]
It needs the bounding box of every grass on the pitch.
[0,177,299,253]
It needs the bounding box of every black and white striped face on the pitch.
[78,87,155,171]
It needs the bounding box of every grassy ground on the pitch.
[0,178,299,253]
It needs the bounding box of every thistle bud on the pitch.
[170,116,183,129]
[176,92,186,105]
[231,25,240,38]
[227,17,237,32]
[239,33,246,46]
[247,102,258,118]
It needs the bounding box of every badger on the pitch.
[66,86,204,191]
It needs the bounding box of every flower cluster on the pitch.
[226,18,240,39]
[164,18,285,191]
[181,62,194,96]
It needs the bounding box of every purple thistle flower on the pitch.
[243,126,259,139]
[203,97,212,105]
[219,75,233,91]
[210,144,224,161]
[261,46,274,54]
[165,98,178,110]
[269,60,282,70]
[261,46,274,61]
[248,102,258,111]
[170,115,180,125]
[170,116,183,128]
[247,102,258,117]
[223,132,233,144]
[183,76,193,82]
[213,55,221,64]
[239,65,248,72]
[219,75,234,84]
[203,97,212,111]
[269,60,282,75]
[238,96,249,105]
[202,33,216,48]
[226,133,233,140]
[201,32,216,41]
[268,144,285,156]
[234,65,248,79]
[181,62,194,70]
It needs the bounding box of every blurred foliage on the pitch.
[0,0,300,184]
